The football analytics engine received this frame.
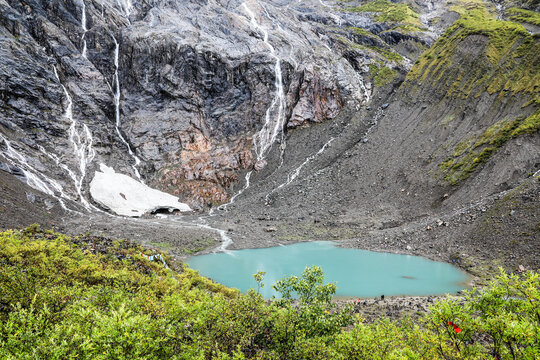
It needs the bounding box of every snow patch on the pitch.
[90,164,191,217]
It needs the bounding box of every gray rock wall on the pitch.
[1,0,378,209]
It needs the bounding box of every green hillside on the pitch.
[1,227,538,359]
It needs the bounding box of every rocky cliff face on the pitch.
[202,0,539,272]
[0,0,539,268]
[2,0,390,210]
[229,0,539,222]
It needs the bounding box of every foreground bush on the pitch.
[0,226,538,359]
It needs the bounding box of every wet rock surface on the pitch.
[2,0,382,207]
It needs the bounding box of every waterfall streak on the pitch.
[228,171,252,207]
[197,222,233,253]
[37,145,78,191]
[496,4,503,19]
[0,134,70,210]
[211,2,287,218]
[112,36,143,181]
[259,5,288,165]
[364,107,384,136]
[308,108,382,180]
[53,66,96,210]
[358,74,371,104]
[319,0,331,8]
[289,46,299,70]
[242,2,286,163]
[117,0,133,17]
[81,0,88,58]
[265,138,334,203]
[317,0,342,26]
[170,217,233,253]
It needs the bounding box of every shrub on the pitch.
[0,227,539,359]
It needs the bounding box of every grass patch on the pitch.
[182,237,217,254]
[347,0,421,26]
[440,111,539,185]
[507,7,540,26]
[368,63,397,86]
[512,108,540,136]
[451,137,474,157]
[367,45,404,62]
[392,24,426,33]
[148,237,217,255]
[406,1,540,105]
[346,26,376,37]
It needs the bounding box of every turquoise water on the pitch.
[187,241,469,298]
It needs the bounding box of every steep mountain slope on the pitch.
[208,0,540,271]
[1,0,375,210]
[237,0,538,225]
[0,0,538,272]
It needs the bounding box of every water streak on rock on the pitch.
[265,137,335,204]
[53,66,96,210]
[197,221,234,253]
[0,134,70,211]
[112,35,143,181]
[117,0,133,17]
[242,2,286,164]
[81,0,87,58]
[210,2,288,218]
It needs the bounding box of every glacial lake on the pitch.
[187,241,470,298]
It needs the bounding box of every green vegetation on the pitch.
[367,45,404,62]
[507,7,540,26]
[368,63,397,86]
[340,1,425,57]
[392,24,426,33]
[1,226,540,359]
[347,0,421,26]
[148,237,216,254]
[512,108,540,136]
[440,109,539,185]
[407,1,540,105]
[346,26,376,38]
[183,242,216,254]
[331,33,403,63]
[403,0,539,184]
[451,137,473,157]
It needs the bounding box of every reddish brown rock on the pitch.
[287,69,342,128]
[155,133,254,208]
[254,159,267,172]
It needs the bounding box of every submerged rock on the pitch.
[90,164,191,217]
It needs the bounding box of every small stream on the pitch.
[187,241,470,298]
